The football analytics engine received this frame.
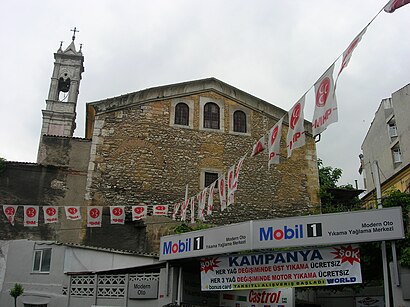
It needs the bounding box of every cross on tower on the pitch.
[70,27,79,41]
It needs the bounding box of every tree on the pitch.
[0,157,6,173]
[9,283,24,307]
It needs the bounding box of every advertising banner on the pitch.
[220,288,294,307]
[200,245,362,291]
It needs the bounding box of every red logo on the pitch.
[331,245,360,265]
[134,206,145,214]
[46,207,57,216]
[26,207,37,218]
[89,208,100,219]
[290,103,301,130]
[156,205,166,211]
[200,257,220,273]
[316,77,330,107]
[68,207,78,215]
[5,206,15,216]
[112,207,123,216]
[270,126,279,145]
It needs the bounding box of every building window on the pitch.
[24,304,48,307]
[392,147,402,164]
[204,102,220,129]
[204,172,219,187]
[174,103,189,126]
[233,110,247,133]
[33,248,51,273]
[388,122,398,138]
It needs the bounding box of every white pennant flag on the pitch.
[197,188,208,221]
[286,96,306,157]
[251,135,267,157]
[312,64,338,136]
[180,199,189,222]
[234,154,247,192]
[337,27,367,79]
[110,206,125,224]
[65,206,82,221]
[3,205,18,226]
[153,205,168,216]
[268,117,284,168]
[43,206,58,224]
[227,165,235,207]
[87,207,102,227]
[24,206,39,227]
[190,197,195,224]
[218,175,227,211]
[132,205,147,221]
[207,181,216,216]
[172,202,181,220]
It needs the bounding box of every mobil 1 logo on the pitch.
[193,236,204,251]
[307,223,322,238]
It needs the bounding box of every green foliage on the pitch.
[10,283,24,307]
[0,157,6,173]
[318,158,343,210]
[173,222,211,234]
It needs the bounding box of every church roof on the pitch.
[87,77,296,122]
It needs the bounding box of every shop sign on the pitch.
[200,245,362,290]
[220,288,294,307]
[128,280,158,299]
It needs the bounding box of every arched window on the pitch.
[204,102,220,129]
[233,110,247,133]
[174,103,189,126]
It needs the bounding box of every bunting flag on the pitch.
[132,205,147,221]
[180,199,189,222]
[65,206,82,221]
[3,205,18,226]
[312,64,338,136]
[24,206,39,227]
[190,197,195,223]
[251,135,267,157]
[227,164,235,207]
[384,0,410,12]
[43,206,58,224]
[153,205,168,216]
[199,188,208,221]
[286,96,306,158]
[172,202,181,220]
[110,206,125,224]
[337,27,367,79]
[218,175,227,211]
[207,181,216,216]
[268,117,284,168]
[234,154,247,192]
[87,207,102,227]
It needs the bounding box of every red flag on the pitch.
[24,206,39,227]
[43,206,58,224]
[172,202,181,220]
[286,96,306,157]
[180,199,189,222]
[65,206,81,221]
[3,205,18,226]
[132,205,147,221]
[384,0,410,12]
[207,181,216,216]
[251,135,267,157]
[110,206,125,224]
[87,207,102,227]
[312,64,338,136]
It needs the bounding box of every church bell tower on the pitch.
[38,28,84,162]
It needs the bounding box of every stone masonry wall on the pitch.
[85,90,320,253]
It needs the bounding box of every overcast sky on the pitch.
[1,0,409,189]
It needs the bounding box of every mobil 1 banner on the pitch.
[200,245,362,291]
[160,221,251,261]
[253,207,404,250]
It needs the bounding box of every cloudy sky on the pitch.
[1,0,409,189]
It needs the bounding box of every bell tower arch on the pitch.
[38,28,85,162]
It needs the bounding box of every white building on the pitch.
[361,83,410,194]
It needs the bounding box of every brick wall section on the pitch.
[85,90,320,252]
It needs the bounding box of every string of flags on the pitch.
[1,0,409,228]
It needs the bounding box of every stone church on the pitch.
[0,34,320,253]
